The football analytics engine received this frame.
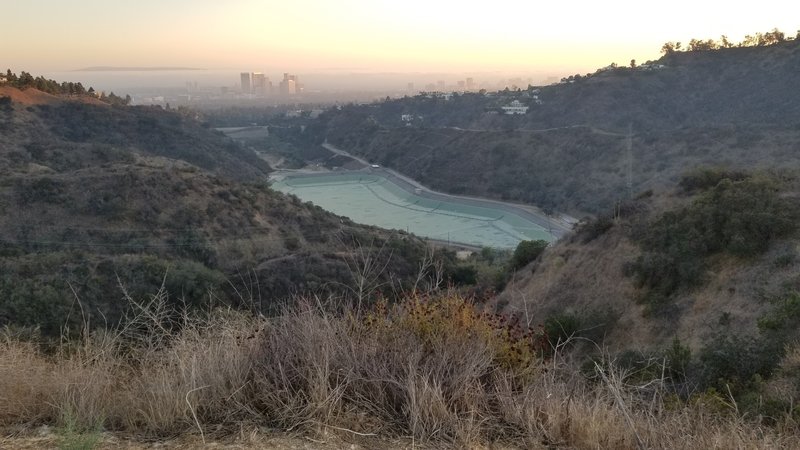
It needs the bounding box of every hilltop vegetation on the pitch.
[2,69,130,105]
[660,27,798,54]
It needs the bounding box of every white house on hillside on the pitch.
[501,100,528,115]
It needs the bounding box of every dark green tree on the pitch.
[511,240,549,270]
[661,42,676,54]
[16,71,34,87]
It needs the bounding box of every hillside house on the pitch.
[638,64,666,71]
[422,92,452,100]
[501,100,529,115]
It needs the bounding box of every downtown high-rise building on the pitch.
[279,73,298,95]
[240,72,251,94]
[240,72,301,95]
[251,72,271,95]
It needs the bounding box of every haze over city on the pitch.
[3,0,799,95]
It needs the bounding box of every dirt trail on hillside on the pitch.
[0,86,61,105]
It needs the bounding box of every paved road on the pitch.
[321,142,575,238]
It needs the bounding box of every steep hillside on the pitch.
[529,42,800,130]
[0,89,432,335]
[0,89,271,181]
[498,168,800,353]
[494,168,800,413]
[0,86,64,105]
[293,40,800,215]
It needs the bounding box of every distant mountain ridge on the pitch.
[75,66,204,71]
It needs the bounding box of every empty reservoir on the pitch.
[272,173,556,248]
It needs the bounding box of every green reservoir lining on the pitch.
[273,172,557,249]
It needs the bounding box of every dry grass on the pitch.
[1,289,799,449]
[0,338,55,425]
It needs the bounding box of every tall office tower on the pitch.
[466,77,475,91]
[407,82,414,92]
[279,73,288,94]
[437,80,445,91]
[279,73,299,95]
[240,72,251,94]
[252,72,269,95]
[291,75,303,93]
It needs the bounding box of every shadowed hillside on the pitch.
[0,88,271,181]
[285,40,800,215]
[499,169,800,348]
[0,86,434,335]
[497,169,800,417]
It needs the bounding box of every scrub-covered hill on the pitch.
[286,39,800,215]
[0,84,433,335]
[497,168,800,413]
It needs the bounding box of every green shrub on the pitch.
[580,215,614,243]
[284,236,299,251]
[664,337,692,380]
[679,167,749,193]
[543,309,619,353]
[16,177,65,205]
[510,239,548,270]
[757,292,800,332]
[447,264,478,285]
[632,174,797,301]
[544,313,583,346]
[696,335,783,396]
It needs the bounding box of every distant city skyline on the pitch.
[2,1,798,77]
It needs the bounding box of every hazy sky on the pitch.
[2,0,798,75]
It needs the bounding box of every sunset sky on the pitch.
[3,0,798,75]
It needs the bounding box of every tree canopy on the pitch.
[661,28,793,55]
[1,70,131,106]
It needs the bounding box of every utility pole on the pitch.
[626,122,633,199]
